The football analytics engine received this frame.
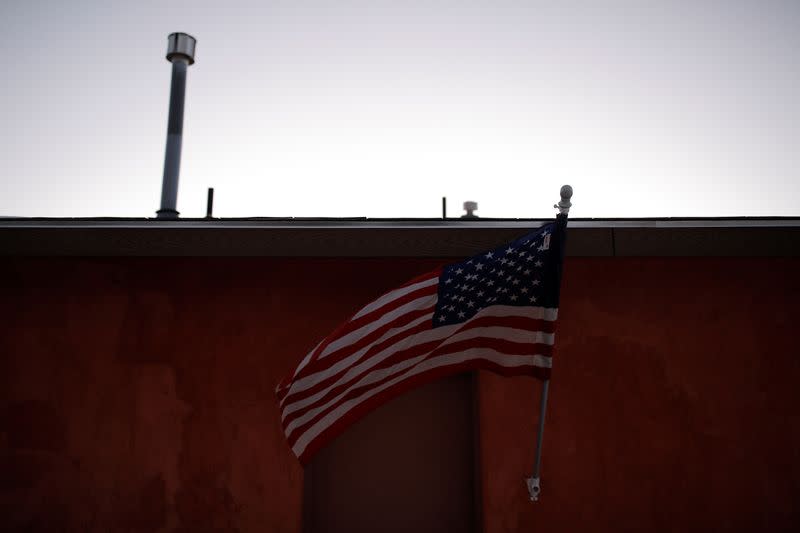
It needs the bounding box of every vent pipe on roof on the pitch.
[206,187,214,218]
[157,32,196,219]
[461,201,479,219]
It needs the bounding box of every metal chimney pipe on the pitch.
[157,32,196,219]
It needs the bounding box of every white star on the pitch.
[487,280,495,287]
[445,278,452,284]
[467,259,473,264]
[438,315,447,322]
[477,290,485,297]
[467,300,475,308]
[497,270,505,277]
[529,295,537,303]
[485,252,494,259]
[521,287,529,294]
[458,311,466,319]
[523,269,531,275]
[516,266,522,272]
[535,260,543,267]
[510,294,518,301]
[512,278,520,285]
[505,247,514,254]
[447,305,455,311]
[533,279,540,286]
[475,263,484,271]
[455,268,464,275]
[518,251,527,258]
[500,258,508,265]
[458,296,465,302]
[508,260,516,267]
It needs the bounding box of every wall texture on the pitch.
[479,257,800,532]
[1,257,798,532]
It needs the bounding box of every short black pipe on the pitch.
[206,187,215,218]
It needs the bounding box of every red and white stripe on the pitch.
[276,270,557,464]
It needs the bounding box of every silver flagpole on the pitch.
[526,185,572,502]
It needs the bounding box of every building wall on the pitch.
[479,257,800,532]
[1,257,798,532]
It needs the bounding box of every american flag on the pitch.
[277,216,567,463]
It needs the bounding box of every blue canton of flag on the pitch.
[434,222,561,327]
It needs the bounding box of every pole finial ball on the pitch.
[555,184,573,214]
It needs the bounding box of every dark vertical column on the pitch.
[157,60,188,219]
[157,33,196,219]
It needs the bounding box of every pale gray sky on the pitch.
[1,0,798,218]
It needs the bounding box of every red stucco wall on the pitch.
[1,257,798,531]
[479,258,800,532]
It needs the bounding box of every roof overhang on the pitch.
[1,218,798,257]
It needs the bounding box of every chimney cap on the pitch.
[166,32,197,64]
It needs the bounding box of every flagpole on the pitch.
[526,185,572,502]
[526,379,550,501]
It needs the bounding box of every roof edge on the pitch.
[1,222,798,257]
[1,216,799,230]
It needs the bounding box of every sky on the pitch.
[0,0,798,219]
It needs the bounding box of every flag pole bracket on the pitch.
[525,476,541,501]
